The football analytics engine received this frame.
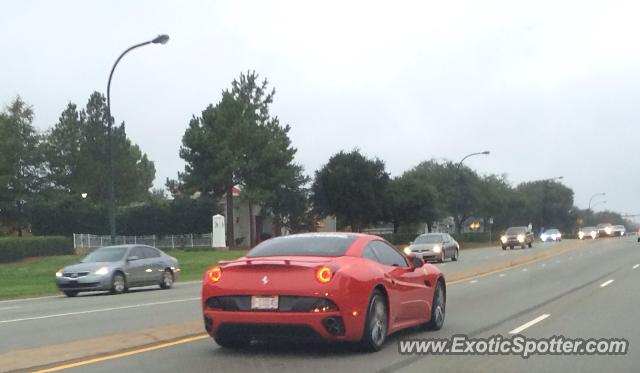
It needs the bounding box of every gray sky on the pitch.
[1,0,638,217]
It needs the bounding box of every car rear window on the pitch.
[247,234,358,257]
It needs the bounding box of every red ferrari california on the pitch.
[201,233,446,351]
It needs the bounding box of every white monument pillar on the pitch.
[212,214,227,248]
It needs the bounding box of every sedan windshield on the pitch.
[247,234,358,257]
[414,234,443,244]
[581,227,596,232]
[505,227,526,234]
[82,246,127,263]
[544,229,560,234]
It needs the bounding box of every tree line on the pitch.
[1,71,635,244]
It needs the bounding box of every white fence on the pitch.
[73,233,213,250]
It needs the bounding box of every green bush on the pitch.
[0,236,74,263]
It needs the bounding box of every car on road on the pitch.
[201,233,446,352]
[404,233,459,262]
[500,226,534,250]
[596,223,614,237]
[540,228,562,242]
[612,225,626,236]
[55,245,180,297]
[578,226,597,240]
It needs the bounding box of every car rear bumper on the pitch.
[202,309,362,341]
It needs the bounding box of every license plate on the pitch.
[251,295,279,310]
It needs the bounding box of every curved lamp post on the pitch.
[588,192,606,210]
[455,150,490,233]
[106,34,169,244]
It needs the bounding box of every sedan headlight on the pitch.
[578,231,585,239]
[55,269,63,278]
[500,235,507,244]
[433,245,442,253]
[95,266,109,276]
[517,234,525,243]
[605,227,612,235]
[540,234,548,241]
[403,246,412,256]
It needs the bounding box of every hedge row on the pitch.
[0,236,74,263]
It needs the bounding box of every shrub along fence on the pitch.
[0,236,74,263]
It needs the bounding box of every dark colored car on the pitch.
[596,223,614,237]
[55,245,180,297]
[500,226,534,250]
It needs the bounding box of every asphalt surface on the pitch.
[2,237,639,372]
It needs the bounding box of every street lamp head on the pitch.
[81,193,88,199]
[482,150,490,155]
[152,34,170,45]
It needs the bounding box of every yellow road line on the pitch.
[32,334,208,373]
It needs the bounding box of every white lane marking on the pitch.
[499,273,506,277]
[0,297,199,324]
[469,280,478,284]
[509,314,550,334]
[633,264,639,269]
[600,280,614,288]
[0,306,20,311]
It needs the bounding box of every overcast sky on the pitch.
[1,0,638,217]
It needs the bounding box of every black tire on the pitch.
[452,249,459,261]
[426,280,446,330]
[502,245,507,250]
[110,272,127,294]
[439,251,446,263]
[159,269,174,289]
[360,289,388,352]
[521,245,526,249]
[528,241,533,248]
[63,291,78,297]
[214,334,250,349]
[509,245,514,250]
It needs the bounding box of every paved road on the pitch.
[3,237,639,372]
[0,240,561,354]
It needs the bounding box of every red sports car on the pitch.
[201,233,446,351]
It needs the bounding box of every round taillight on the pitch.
[208,266,222,282]
[316,266,332,283]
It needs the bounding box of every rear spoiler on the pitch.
[218,257,331,266]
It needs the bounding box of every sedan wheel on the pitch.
[160,269,174,289]
[360,290,387,352]
[452,249,459,262]
[63,291,78,297]
[111,273,126,294]
[426,280,445,330]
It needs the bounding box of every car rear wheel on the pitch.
[110,272,127,294]
[360,289,388,352]
[426,280,445,330]
[63,291,78,297]
[159,269,174,289]
[452,249,459,261]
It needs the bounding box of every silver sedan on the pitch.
[55,245,180,297]
[404,233,460,262]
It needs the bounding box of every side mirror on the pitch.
[127,255,140,262]
[411,256,424,269]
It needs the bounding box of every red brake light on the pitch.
[316,266,332,283]
[208,266,222,282]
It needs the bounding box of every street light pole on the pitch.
[106,34,169,244]
[455,150,490,234]
[588,192,606,210]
